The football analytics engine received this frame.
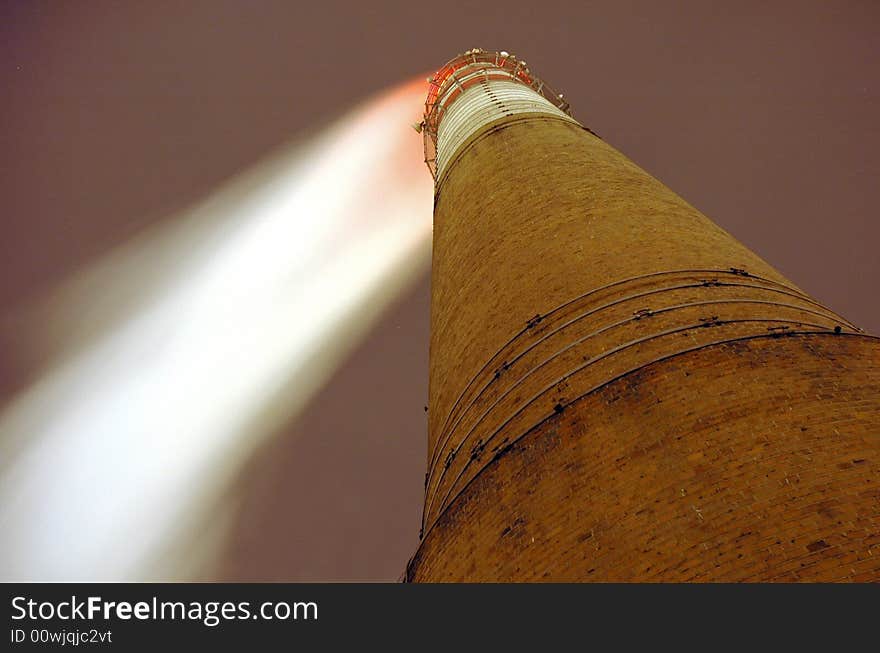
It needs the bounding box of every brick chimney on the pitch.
[407,49,880,581]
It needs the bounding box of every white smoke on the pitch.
[0,80,432,581]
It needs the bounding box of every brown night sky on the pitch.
[1,1,878,580]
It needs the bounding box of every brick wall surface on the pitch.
[411,116,880,581]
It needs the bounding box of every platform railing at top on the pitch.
[419,49,572,179]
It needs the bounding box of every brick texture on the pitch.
[410,116,880,582]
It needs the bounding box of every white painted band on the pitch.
[435,79,579,178]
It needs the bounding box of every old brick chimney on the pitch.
[407,49,880,581]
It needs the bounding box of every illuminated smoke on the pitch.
[0,80,432,581]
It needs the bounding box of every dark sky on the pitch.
[2,1,878,580]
